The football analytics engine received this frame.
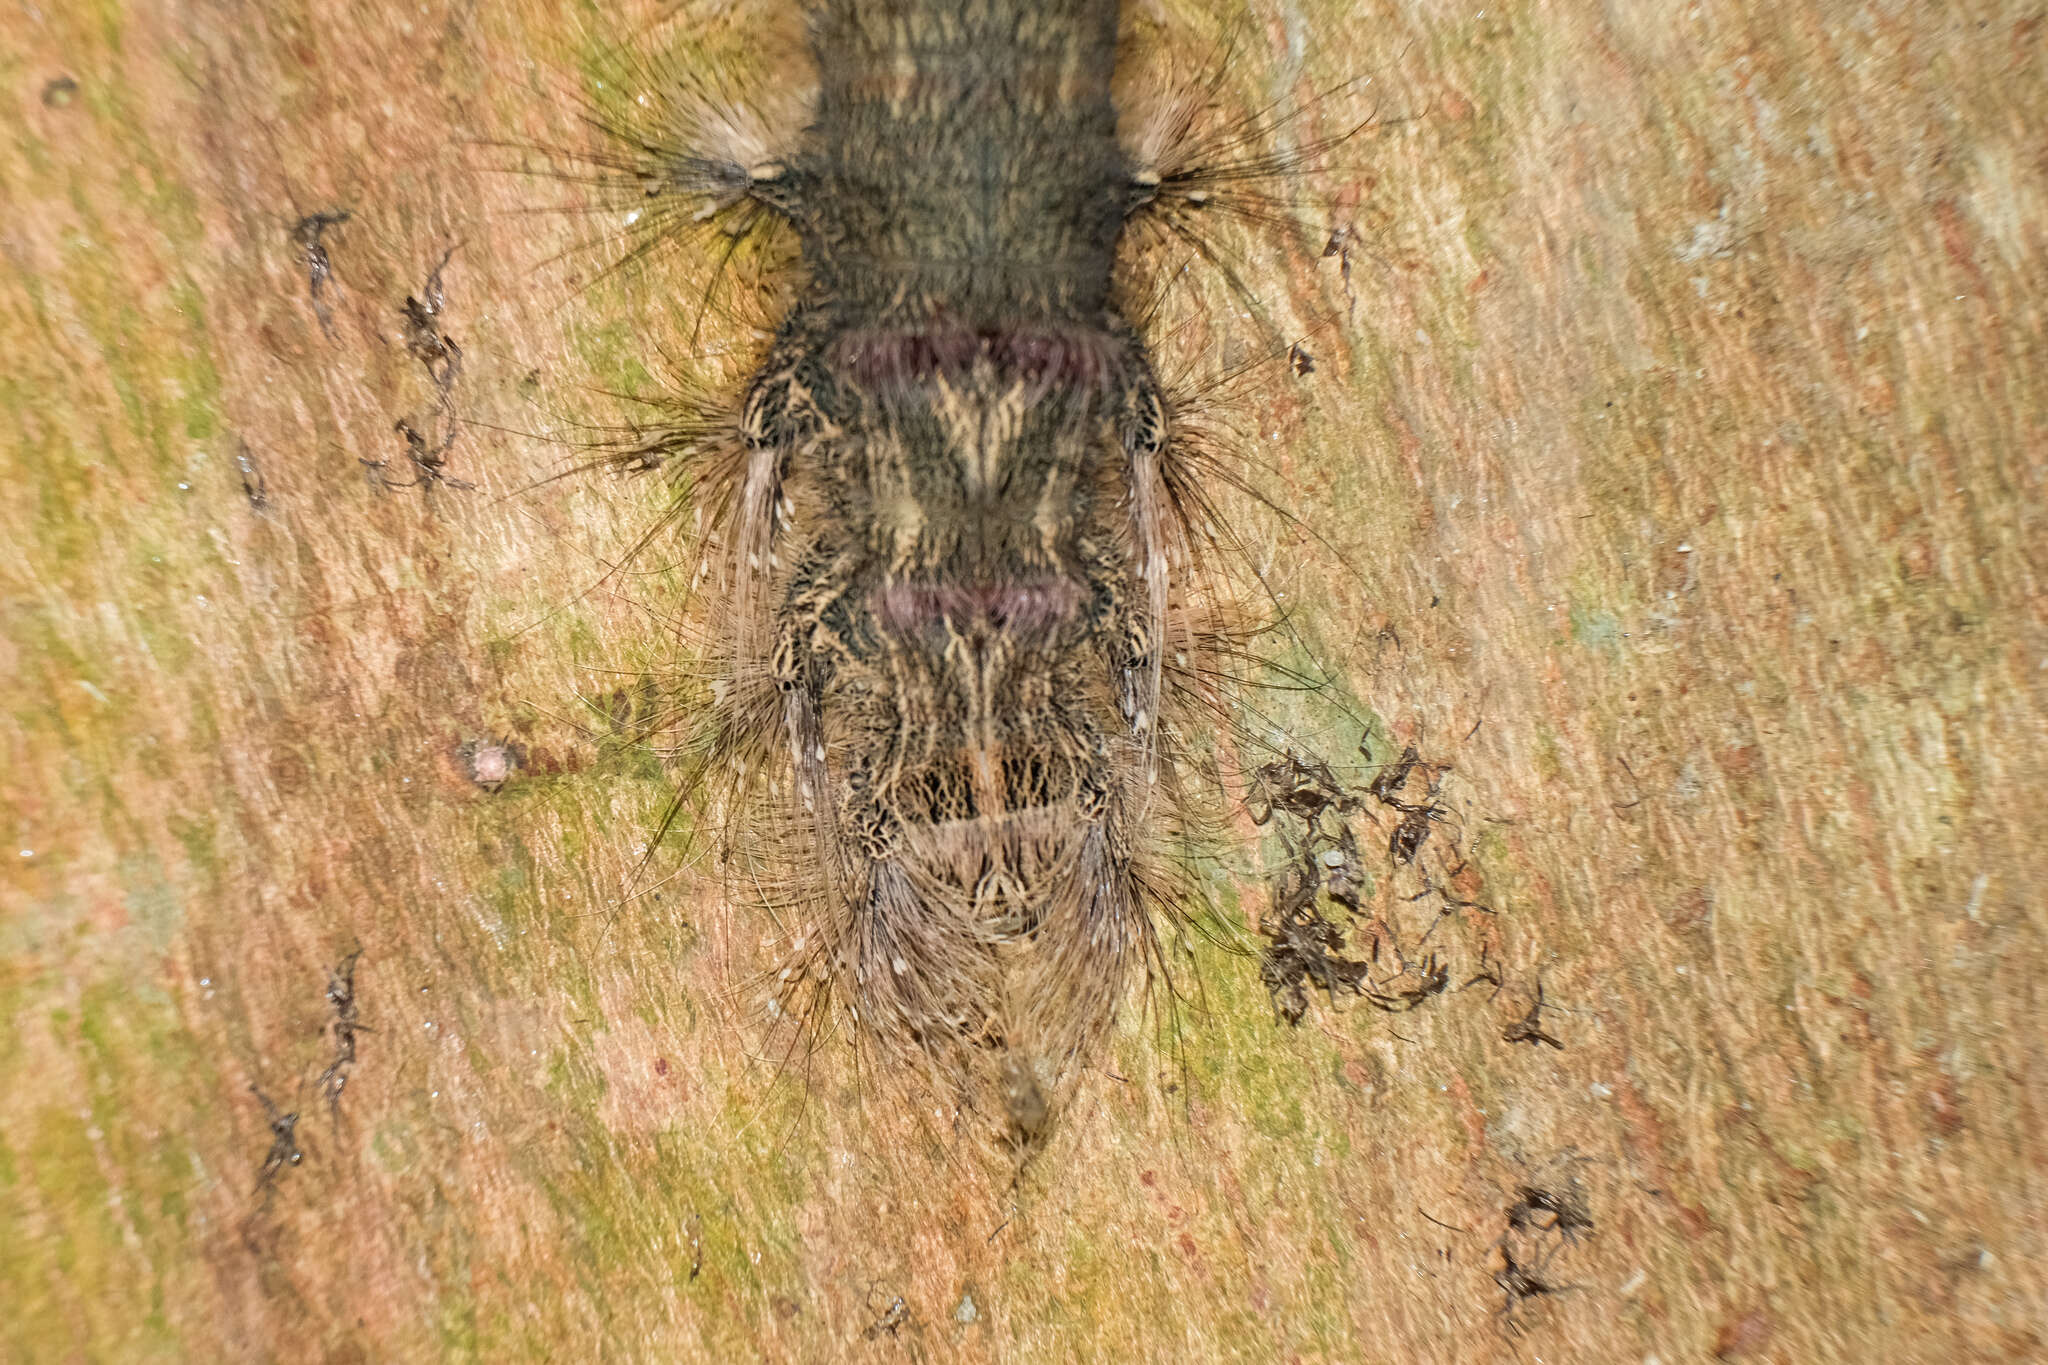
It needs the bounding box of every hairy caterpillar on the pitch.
[534,0,1359,1154]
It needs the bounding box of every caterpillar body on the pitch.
[555,0,1341,1154]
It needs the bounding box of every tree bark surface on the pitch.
[1,1,2042,1360]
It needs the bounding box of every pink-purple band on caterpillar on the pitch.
[832,325,1125,392]
[873,577,1085,640]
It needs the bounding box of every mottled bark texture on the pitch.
[2,1,2042,1362]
